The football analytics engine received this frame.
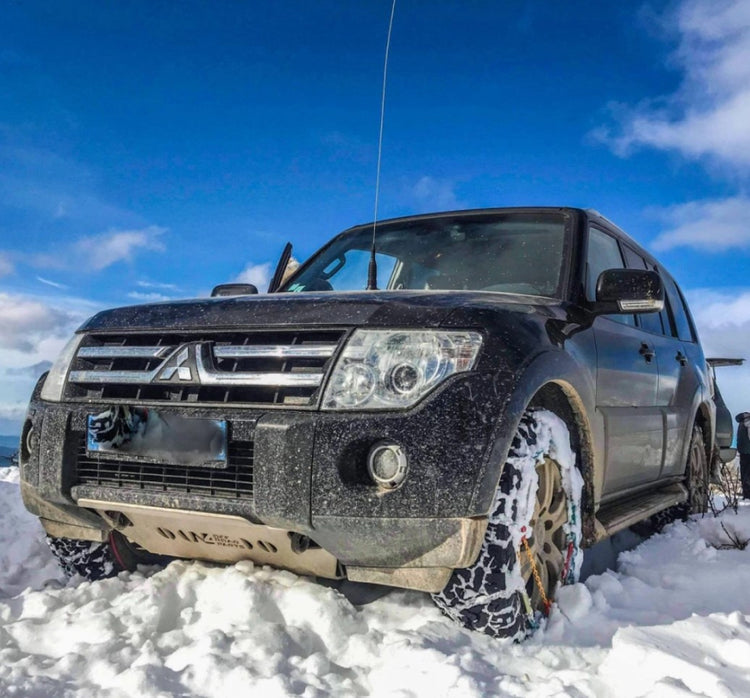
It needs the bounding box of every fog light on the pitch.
[368,442,408,489]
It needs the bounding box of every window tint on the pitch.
[660,272,695,342]
[586,228,635,326]
[622,246,664,335]
[285,214,569,295]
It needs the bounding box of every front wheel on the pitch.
[432,409,583,640]
[47,531,167,581]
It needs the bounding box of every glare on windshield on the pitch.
[284,213,568,297]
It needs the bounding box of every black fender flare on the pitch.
[469,348,598,534]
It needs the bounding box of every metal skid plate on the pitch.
[78,498,342,580]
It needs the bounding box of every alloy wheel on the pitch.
[519,456,568,611]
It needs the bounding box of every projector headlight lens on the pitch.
[322,329,482,410]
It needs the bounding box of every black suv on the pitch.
[19,207,716,640]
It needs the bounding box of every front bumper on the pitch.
[20,372,501,590]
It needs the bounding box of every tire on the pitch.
[47,531,168,581]
[685,423,709,515]
[431,409,583,640]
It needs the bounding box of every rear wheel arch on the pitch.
[694,402,714,462]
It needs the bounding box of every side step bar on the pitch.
[594,483,688,541]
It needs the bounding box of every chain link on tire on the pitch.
[431,409,582,640]
[46,536,119,581]
[46,531,169,581]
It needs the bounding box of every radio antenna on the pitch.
[367,0,397,291]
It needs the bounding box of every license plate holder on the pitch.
[86,407,227,468]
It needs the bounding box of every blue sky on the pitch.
[1,0,749,433]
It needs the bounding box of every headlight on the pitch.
[322,330,482,410]
[40,333,84,402]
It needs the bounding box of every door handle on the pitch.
[639,343,655,363]
[676,351,688,366]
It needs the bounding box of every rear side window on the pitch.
[660,272,696,342]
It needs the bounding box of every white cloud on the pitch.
[36,276,69,290]
[0,402,26,434]
[73,226,166,271]
[685,287,750,421]
[127,291,172,303]
[0,253,13,277]
[600,0,750,168]
[0,292,101,434]
[410,176,461,211]
[650,196,750,251]
[0,293,77,353]
[32,226,167,272]
[137,280,178,290]
[234,262,272,292]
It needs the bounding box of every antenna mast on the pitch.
[367,0,397,291]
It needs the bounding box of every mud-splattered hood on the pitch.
[78,290,559,333]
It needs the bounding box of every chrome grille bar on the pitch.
[69,370,155,384]
[195,351,322,386]
[214,345,336,359]
[69,367,324,388]
[78,346,173,359]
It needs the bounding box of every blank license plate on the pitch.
[87,407,227,468]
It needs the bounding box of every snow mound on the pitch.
[0,467,65,598]
[3,465,750,697]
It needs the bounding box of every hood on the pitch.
[79,290,554,333]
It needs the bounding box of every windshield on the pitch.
[283,212,569,297]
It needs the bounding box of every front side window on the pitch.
[585,228,635,326]
[284,213,569,297]
[622,245,665,335]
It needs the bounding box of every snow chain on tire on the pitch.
[431,409,583,641]
[46,536,119,581]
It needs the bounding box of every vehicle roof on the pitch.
[343,206,577,233]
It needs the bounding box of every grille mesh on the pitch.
[74,432,254,498]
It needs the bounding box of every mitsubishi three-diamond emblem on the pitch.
[158,346,193,381]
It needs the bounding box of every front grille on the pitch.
[74,432,254,498]
[65,329,345,406]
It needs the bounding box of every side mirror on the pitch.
[594,268,664,314]
[210,283,258,297]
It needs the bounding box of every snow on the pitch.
[2,464,750,697]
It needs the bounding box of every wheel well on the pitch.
[693,404,713,459]
[527,382,584,458]
[528,381,596,544]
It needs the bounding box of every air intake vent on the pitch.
[65,330,344,406]
[73,432,254,498]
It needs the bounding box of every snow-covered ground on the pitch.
[2,465,750,698]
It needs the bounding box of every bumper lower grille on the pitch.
[65,329,344,406]
[73,433,254,498]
